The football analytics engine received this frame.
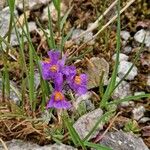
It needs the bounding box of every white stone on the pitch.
[123,46,132,54]
[71,29,84,45]
[84,31,95,45]
[41,2,67,21]
[16,0,51,10]
[73,92,92,109]
[0,139,77,150]
[132,106,145,121]
[112,53,129,62]
[99,131,149,150]
[147,75,150,86]
[120,31,130,41]
[112,77,132,100]
[73,108,103,139]
[134,29,150,47]
[134,91,145,96]
[118,61,138,80]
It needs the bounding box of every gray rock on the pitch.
[132,106,145,121]
[111,77,132,100]
[71,29,94,45]
[34,71,41,89]
[0,7,17,37]
[0,6,37,48]
[134,29,150,47]
[73,92,93,109]
[139,117,150,123]
[84,57,109,89]
[147,75,150,86]
[134,91,145,96]
[118,61,138,80]
[123,46,132,54]
[16,0,51,11]
[0,139,77,150]
[73,108,103,140]
[0,79,21,104]
[41,2,67,21]
[98,131,149,150]
[112,53,129,62]
[73,92,95,112]
[71,29,84,45]
[120,31,130,41]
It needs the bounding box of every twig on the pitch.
[73,0,118,41]
[94,111,122,143]
[0,138,8,150]
[69,0,135,58]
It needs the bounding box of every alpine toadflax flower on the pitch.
[41,50,87,109]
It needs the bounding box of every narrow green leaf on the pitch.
[63,112,87,149]
[107,94,150,106]
[84,141,112,150]
[100,0,121,108]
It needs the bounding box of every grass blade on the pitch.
[84,141,112,150]
[100,0,121,108]
[63,112,87,149]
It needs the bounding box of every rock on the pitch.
[16,0,51,11]
[34,71,41,89]
[0,6,37,48]
[73,108,103,139]
[71,29,94,45]
[98,130,149,150]
[0,7,17,37]
[147,75,150,86]
[71,29,84,45]
[41,2,67,21]
[134,29,150,47]
[134,91,145,96]
[111,77,132,100]
[118,61,138,80]
[0,79,21,104]
[112,53,129,62]
[120,31,130,41]
[0,0,6,10]
[139,117,150,123]
[73,92,94,111]
[0,139,77,150]
[132,106,145,121]
[123,46,132,54]
[84,57,109,89]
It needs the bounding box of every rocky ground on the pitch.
[0,0,150,150]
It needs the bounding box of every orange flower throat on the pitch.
[74,76,81,85]
[54,91,64,101]
[50,65,58,72]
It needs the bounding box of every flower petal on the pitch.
[46,96,55,109]
[54,100,71,109]
[54,73,63,90]
[48,50,60,63]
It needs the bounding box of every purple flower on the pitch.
[47,90,71,109]
[41,50,65,80]
[68,74,87,95]
[47,72,71,109]
[62,65,76,77]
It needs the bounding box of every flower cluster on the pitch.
[41,50,87,109]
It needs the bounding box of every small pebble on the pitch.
[123,46,132,54]
[132,106,145,121]
[118,61,138,80]
[120,30,130,41]
[134,29,150,47]
[112,53,129,62]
